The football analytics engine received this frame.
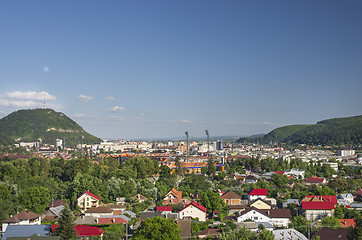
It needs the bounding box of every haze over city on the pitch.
[0,1,361,139]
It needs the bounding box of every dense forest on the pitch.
[0,108,101,146]
[238,115,362,145]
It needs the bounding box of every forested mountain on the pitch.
[0,108,101,146]
[238,115,362,145]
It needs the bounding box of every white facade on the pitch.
[179,205,206,222]
[237,210,290,227]
[304,209,333,221]
[1,217,41,233]
[77,192,99,213]
[248,194,267,201]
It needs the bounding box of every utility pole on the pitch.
[185,131,189,162]
[205,130,209,159]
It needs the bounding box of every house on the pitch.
[48,200,67,209]
[236,207,291,227]
[337,194,354,206]
[282,199,301,209]
[284,169,305,179]
[76,190,100,213]
[220,190,242,206]
[246,189,267,201]
[122,210,136,219]
[84,206,113,218]
[96,215,129,224]
[178,201,207,222]
[51,225,104,240]
[245,175,259,184]
[2,210,42,233]
[301,195,338,221]
[249,198,272,210]
[162,198,191,206]
[197,228,222,239]
[305,176,327,186]
[311,227,348,240]
[190,191,201,200]
[338,219,356,228]
[273,228,308,240]
[132,193,148,203]
[1,225,52,240]
[6,234,60,240]
[227,200,249,214]
[156,206,172,214]
[42,205,65,221]
[163,188,182,200]
[103,203,127,215]
[139,212,163,222]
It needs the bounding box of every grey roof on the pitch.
[98,215,131,222]
[122,210,136,218]
[2,225,51,240]
[273,229,308,240]
[7,234,60,240]
[49,205,65,217]
[74,215,97,225]
[235,222,257,229]
[140,212,162,222]
[256,222,274,229]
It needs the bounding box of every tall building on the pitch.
[214,140,223,151]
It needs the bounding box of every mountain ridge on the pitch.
[0,108,101,146]
[237,115,362,145]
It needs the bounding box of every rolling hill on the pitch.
[0,108,101,146]
[237,115,362,145]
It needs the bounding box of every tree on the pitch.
[321,216,341,229]
[102,223,125,240]
[289,215,310,235]
[347,214,362,240]
[207,159,216,176]
[18,186,50,213]
[133,217,181,240]
[259,229,275,240]
[54,207,77,240]
[200,190,225,217]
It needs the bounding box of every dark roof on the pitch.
[49,200,67,208]
[312,227,348,240]
[2,210,41,223]
[221,190,241,200]
[239,207,291,218]
[140,212,162,222]
[177,219,191,239]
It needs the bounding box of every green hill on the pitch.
[238,115,362,145]
[0,108,101,146]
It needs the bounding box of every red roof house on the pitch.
[156,206,172,212]
[338,219,356,228]
[52,225,104,237]
[179,201,207,222]
[247,189,268,201]
[305,176,327,185]
[301,195,338,221]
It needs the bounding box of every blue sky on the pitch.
[0,1,361,139]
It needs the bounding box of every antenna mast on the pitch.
[43,93,47,109]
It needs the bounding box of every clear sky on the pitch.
[0,1,361,140]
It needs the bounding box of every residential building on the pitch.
[84,207,113,218]
[178,201,207,222]
[246,189,267,201]
[2,225,52,240]
[249,199,272,210]
[236,207,291,227]
[338,219,355,229]
[76,190,100,213]
[163,188,182,200]
[2,210,42,233]
[301,195,337,221]
[220,190,242,206]
[305,176,327,186]
[197,229,222,239]
[132,193,148,203]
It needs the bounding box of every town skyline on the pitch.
[1,1,361,139]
